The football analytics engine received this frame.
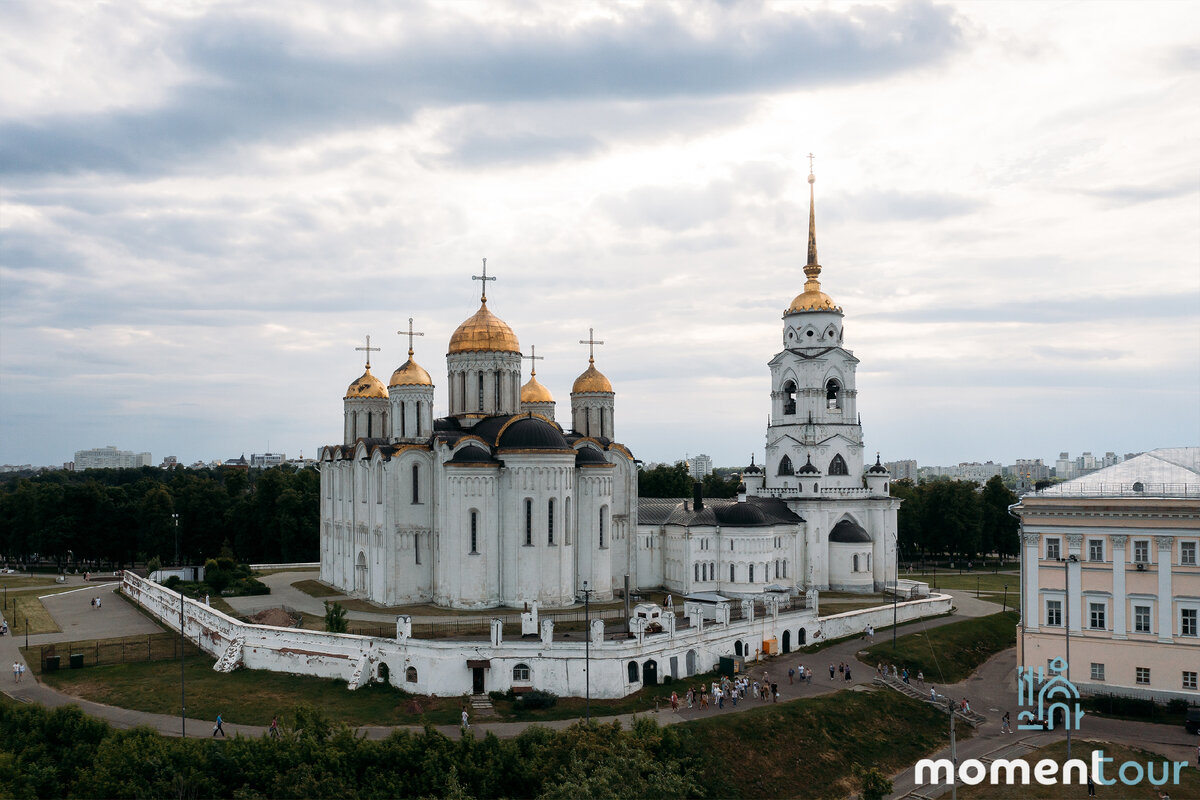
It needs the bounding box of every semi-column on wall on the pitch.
[1022,533,1040,631]
[1157,535,1174,643]
[1067,534,1083,633]
[1111,535,1128,639]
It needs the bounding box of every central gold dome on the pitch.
[572,359,613,394]
[345,367,388,399]
[521,373,554,403]
[447,300,520,354]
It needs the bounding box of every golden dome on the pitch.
[345,367,388,399]
[787,284,841,313]
[447,300,520,354]
[390,349,433,387]
[572,359,613,394]
[521,372,554,403]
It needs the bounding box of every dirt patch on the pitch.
[248,608,301,628]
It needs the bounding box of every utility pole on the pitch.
[580,580,594,725]
[949,697,958,800]
[179,589,187,737]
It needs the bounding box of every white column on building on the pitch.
[1110,535,1127,639]
[1156,535,1174,643]
[1067,534,1083,633]
[1022,533,1040,631]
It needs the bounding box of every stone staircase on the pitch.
[347,654,373,690]
[469,693,496,718]
[213,637,244,673]
[873,675,987,727]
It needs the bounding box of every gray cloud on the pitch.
[1,1,964,176]
[1080,179,1197,206]
[828,188,986,222]
[861,292,1199,324]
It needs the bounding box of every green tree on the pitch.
[920,479,982,559]
[324,601,348,633]
[980,475,1019,557]
[637,463,693,498]
[853,763,894,800]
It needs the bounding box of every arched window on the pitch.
[599,507,607,548]
[730,563,736,582]
[853,554,860,572]
[565,497,572,545]
[829,454,849,476]
[783,559,788,578]
[701,563,707,581]
[866,554,871,571]
[495,372,501,409]
[400,401,406,437]
[470,511,479,554]
[826,379,841,410]
[628,660,639,682]
[478,373,485,411]
[406,666,418,683]
[710,561,715,579]
[694,563,700,582]
[525,499,533,546]
[749,564,754,582]
[547,499,555,545]
[411,464,419,503]
[513,663,531,682]
[376,465,383,503]
[367,411,373,438]
[782,380,797,416]
[778,455,794,476]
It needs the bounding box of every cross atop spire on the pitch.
[355,334,381,369]
[806,156,819,268]
[472,258,496,303]
[397,318,424,357]
[579,327,604,363]
[807,152,815,174]
[523,345,544,376]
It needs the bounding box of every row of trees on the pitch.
[638,462,741,499]
[893,475,1019,561]
[0,465,319,569]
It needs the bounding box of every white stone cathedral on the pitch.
[319,170,898,609]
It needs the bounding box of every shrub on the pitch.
[324,601,348,633]
[516,690,557,710]
[216,557,236,573]
[1167,699,1189,715]
[241,577,270,596]
[164,576,181,590]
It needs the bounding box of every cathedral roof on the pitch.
[575,447,609,466]
[521,373,554,403]
[572,358,613,394]
[345,366,388,400]
[496,415,571,451]
[787,170,842,315]
[714,502,770,526]
[829,519,872,543]
[638,496,802,527]
[448,444,498,465]
[448,300,520,354]
[390,351,433,387]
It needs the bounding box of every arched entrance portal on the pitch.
[355,551,367,594]
[643,659,658,686]
[797,628,807,645]
[734,640,743,657]
[686,649,698,676]
[782,630,791,654]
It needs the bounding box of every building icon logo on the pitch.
[1016,657,1083,731]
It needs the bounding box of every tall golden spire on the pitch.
[787,156,841,314]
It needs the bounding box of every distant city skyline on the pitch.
[2,2,1197,470]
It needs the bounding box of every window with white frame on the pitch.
[1136,667,1150,685]
[1090,663,1105,681]
[1088,539,1103,562]
[1184,671,1198,690]
[1182,608,1198,637]
[1134,605,1151,633]
[1089,602,1106,630]
[1046,599,1062,627]
[1046,538,1061,560]
[1181,541,1197,566]
[1134,540,1149,563]
[512,663,531,682]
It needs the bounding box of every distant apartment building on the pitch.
[1014,447,1200,702]
[74,446,152,470]
[1009,458,1051,482]
[922,461,1002,482]
[884,459,918,482]
[687,453,713,480]
[160,456,178,469]
[250,452,286,469]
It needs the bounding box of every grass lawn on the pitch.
[675,686,964,799]
[253,566,318,577]
[908,571,1018,594]
[40,657,465,727]
[5,591,62,634]
[290,579,342,598]
[957,740,1200,798]
[857,611,1017,685]
[0,575,59,590]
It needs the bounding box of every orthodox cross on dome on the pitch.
[523,345,544,376]
[355,334,381,369]
[397,317,424,357]
[579,327,604,364]
[807,152,815,174]
[472,258,496,302]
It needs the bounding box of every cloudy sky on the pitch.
[1,0,1197,470]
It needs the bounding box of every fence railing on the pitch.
[27,632,202,673]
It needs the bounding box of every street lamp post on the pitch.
[172,513,180,567]
[179,588,187,737]
[1062,553,1078,759]
[892,533,899,649]
[579,580,594,725]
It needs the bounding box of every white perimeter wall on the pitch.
[122,572,950,699]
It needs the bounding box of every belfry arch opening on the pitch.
[778,455,794,476]
[826,379,842,410]
[782,380,797,415]
[828,454,848,476]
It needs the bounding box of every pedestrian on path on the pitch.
[269,716,280,739]
[12,661,18,683]
[1001,712,1012,734]
[829,663,835,680]
[670,691,678,711]
[788,667,794,684]
[213,714,225,737]
[1087,774,1096,796]
[461,709,470,732]
[17,663,24,682]
[844,665,852,682]
[917,670,924,685]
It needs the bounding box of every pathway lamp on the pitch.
[578,580,594,725]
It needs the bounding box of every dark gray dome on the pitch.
[497,416,570,450]
[798,455,821,475]
[868,455,889,474]
[743,456,763,475]
[715,502,770,526]
[829,519,871,543]
[575,447,608,465]
[449,444,495,464]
